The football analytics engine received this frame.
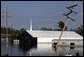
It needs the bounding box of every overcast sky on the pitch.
[1,1,83,30]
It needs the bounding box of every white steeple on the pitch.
[30,18,32,31]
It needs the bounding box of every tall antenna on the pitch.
[30,18,32,31]
[2,7,12,56]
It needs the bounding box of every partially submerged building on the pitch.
[26,30,83,46]
[18,19,83,50]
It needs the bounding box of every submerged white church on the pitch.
[25,19,83,46]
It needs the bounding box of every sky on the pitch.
[1,1,83,30]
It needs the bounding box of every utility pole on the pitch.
[10,23,13,56]
[2,7,11,56]
[56,1,77,48]
[6,7,9,55]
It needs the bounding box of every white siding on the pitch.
[38,38,53,43]
[37,38,83,46]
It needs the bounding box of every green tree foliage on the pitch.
[57,21,67,31]
[74,25,83,36]
[1,27,19,39]
[40,27,53,31]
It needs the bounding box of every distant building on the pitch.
[13,40,19,45]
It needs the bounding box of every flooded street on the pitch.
[1,1,83,56]
[1,38,83,56]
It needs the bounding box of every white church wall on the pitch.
[37,38,55,43]
[37,38,83,46]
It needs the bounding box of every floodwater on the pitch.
[1,38,83,56]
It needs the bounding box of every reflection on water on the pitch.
[1,38,83,56]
